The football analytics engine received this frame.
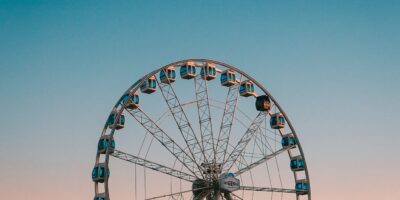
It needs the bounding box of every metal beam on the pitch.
[145,186,211,200]
[215,82,241,165]
[194,73,215,166]
[240,186,297,193]
[234,148,287,176]
[112,149,197,182]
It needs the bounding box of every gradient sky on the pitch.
[0,1,399,200]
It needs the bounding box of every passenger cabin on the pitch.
[140,76,157,94]
[281,133,297,149]
[256,95,271,111]
[94,194,107,200]
[239,80,255,97]
[98,135,115,154]
[270,113,285,129]
[107,110,125,130]
[160,66,176,84]
[295,179,309,195]
[200,63,217,80]
[92,163,110,183]
[220,70,236,87]
[122,92,139,110]
[180,62,197,79]
[290,155,305,171]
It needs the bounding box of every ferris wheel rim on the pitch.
[94,58,311,200]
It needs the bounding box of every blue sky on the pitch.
[0,1,399,200]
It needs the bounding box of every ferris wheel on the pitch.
[92,59,311,200]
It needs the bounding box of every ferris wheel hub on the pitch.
[201,163,222,175]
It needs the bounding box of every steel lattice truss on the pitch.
[240,186,297,193]
[194,74,215,165]
[112,149,197,182]
[215,82,241,165]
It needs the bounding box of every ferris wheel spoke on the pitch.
[111,149,197,182]
[233,147,287,176]
[215,76,241,165]
[156,73,207,173]
[145,186,211,200]
[126,108,200,177]
[194,74,216,166]
[240,186,297,194]
[223,111,268,172]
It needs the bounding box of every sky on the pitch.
[0,0,400,200]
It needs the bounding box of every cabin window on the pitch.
[282,138,288,146]
[270,117,277,125]
[221,74,227,81]
[92,168,98,178]
[240,85,245,92]
[168,70,175,78]
[291,160,297,167]
[99,168,104,177]
[120,115,125,124]
[98,140,104,149]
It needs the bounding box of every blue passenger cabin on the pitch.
[160,66,176,84]
[255,95,271,111]
[180,62,196,79]
[281,133,297,149]
[220,70,236,87]
[140,76,157,94]
[107,110,125,130]
[122,92,139,110]
[270,113,285,129]
[200,63,217,80]
[94,194,106,200]
[290,155,305,171]
[92,163,110,183]
[295,179,309,195]
[239,80,255,97]
[98,135,115,154]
